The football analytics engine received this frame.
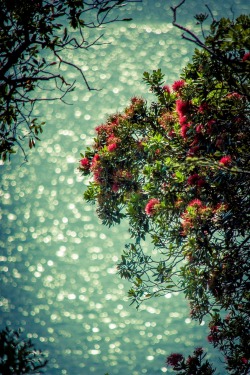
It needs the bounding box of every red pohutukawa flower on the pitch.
[187,173,205,187]
[207,335,215,343]
[90,154,100,170]
[187,174,205,187]
[79,157,90,170]
[188,199,203,208]
[93,168,102,184]
[207,326,220,343]
[210,325,219,333]
[181,217,193,235]
[180,123,190,139]
[145,198,160,216]
[95,124,104,134]
[176,99,190,117]
[107,143,118,152]
[196,124,204,133]
[207,334,219,343]
[219,155,232,166]
[179,114,188,126]
[207,119,215,134]
[172,80,185,92]
[166,353,184,367]
[187,146,200,156]
[197,178,205,187]
[198,102,209,113]
[131,96,144,105]
[107,134,116,143]
[187,174,199,185]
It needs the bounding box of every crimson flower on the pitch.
[145,198,160,216]
[79,157,90,170]
[187,174,200,185]
[176,99,190,116]
[207,335,214,343]
[179,114,187,126]
[187,174,205,188]
[93,168,102,184]
[197,178,205,187]
[207,333,220,343]
[188,199,203,208]
[219,155,232,166]
[95,124,107,134]
[180,123,190,138]
[198,102,209,113]
[210,325,219,333]
[172,80,185,92]
[90,154,100,170]
[107,143,117,152]
[166,353,184,367]
[196,124,204,133]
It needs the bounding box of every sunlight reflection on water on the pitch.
[0,0,248,374]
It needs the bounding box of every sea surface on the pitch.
[0,1,249,374]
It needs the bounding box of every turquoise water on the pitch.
[0,1,249,374]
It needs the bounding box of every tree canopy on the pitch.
[80,8,250,375]
[0,0,140,161]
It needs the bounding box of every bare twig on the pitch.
[170,0,213,54]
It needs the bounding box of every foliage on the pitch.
[0,327,48,374]
[166,347,215,375]
[80,12,250,374]
[0,0,140,161]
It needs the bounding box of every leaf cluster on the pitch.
[0,0,140,161]
[0,327,48,374]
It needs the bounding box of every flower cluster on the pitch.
[180,199,213,236]
[166,353,184,367]
[145,198,160,216]
[79,157,90,171]
[166,348,215,374]
[172,79,186,93]
[219,155,232,166]
[186,173,205,187]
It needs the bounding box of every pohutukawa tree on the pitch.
[79,2,250,374]
[0,0,140,161]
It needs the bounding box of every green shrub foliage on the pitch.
[80,14,250,375]
[0,327,48,374]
